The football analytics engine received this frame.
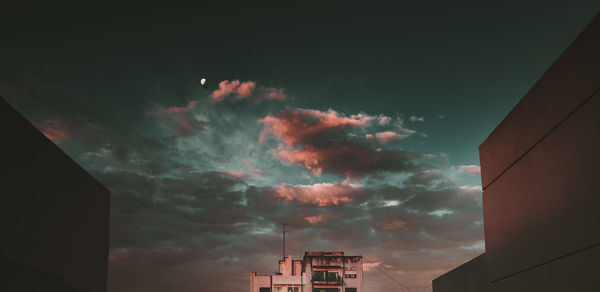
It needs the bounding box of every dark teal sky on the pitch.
[2,2,598,291]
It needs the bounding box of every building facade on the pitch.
[1,97,110,291]
[432,13,600,292]
[250,251,363,292]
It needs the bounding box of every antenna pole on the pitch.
[282,223,287,260]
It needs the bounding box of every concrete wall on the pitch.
[250,272,271,292]
[433,13,600,292]
[480,13,600,286]
[0,98,110,291]
[432,254,486,292]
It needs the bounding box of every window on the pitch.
[260,288,271,292]
[273,288,281,292]
[313,289,338,292]
[287,288,299,292]
[313,271,326,281]
[346,289,357,292]
[313,271,339,282]
[326,271,338,281]
[344,274,356,278]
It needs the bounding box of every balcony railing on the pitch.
[311,276,343,285]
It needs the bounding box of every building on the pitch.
[250,251,363,292]
[1,97,110,291]
[432,13,600,292]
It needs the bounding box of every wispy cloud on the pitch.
[457,165,481,175]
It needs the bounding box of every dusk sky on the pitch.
[2,2,599,291]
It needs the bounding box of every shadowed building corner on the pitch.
[0,97,110,291]
[433,12,600,292]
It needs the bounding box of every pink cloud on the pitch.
[160,100,198,114]
[159,100,198,133]
[259,108,421,181]
[39,118,71,141]
[378,116,391,125]
[211,80,257,101]
[375,131,407,144]
[458,165,481,175]
[210,80,287,103]
[304,214,326,224]
[233,222,249,226]
[218,171,251,179]
[241,158,256,165]
[376,220,408,231]
[249,168,265,176]
[236,81,256,99]
[363,261,382,271]
[259,108,374,146]
[256,87,286,101]
[272,183,360,206]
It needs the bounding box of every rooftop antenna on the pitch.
[281,223,287,260]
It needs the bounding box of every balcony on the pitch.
[311,275,343,285]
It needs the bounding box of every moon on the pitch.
[200,78,206,85]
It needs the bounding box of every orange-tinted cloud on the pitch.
[39,118,71,141]
[218,171,251,179]
[457,165,481,175]
[273,183,360,206]
[376,220,408,231]
[259,108,374,146]
[211,80,287,103]
[256,87,286,101]
[363,261,382,271]
[249,168,265,176]
[241,158,256,165]
[378,116,391,125]
[375,131,407,144]
[304,214,326,224]
[259,108,421,180]
[159,100,198,133]
[211,80,257,101]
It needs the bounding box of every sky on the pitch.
[1,2,598,291]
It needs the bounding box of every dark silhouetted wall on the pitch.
[433,13,600,292]
[0,98,110,291]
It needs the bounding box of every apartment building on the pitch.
[250,251,363,292]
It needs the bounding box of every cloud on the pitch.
[249,168,265,176]
[32,98,482,292]
[259,108,374,145]
[363,261,382,271]
[218,171,252,179]
[159,100,199,134]
[256,87,287,101]
[378,115,391,125]
[457,165,481,175]
[304,214,326,224]
[241,158,256,165]
[259,108,422,180]
[410,116,424,122]
[97,166,483,292]
[375,131,408,144]
[236,81,256,98]
[211,80,256,101]
[375,220,408,231]
[210,80,286,103]
[38,118,71,141]
[272,183,361,206]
